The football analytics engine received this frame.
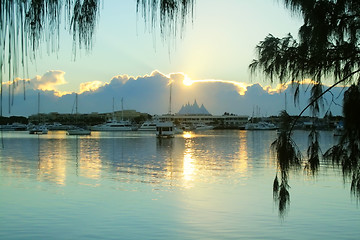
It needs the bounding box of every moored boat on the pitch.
[245,121,278,130]
[91,120,137,131]
[67,127,91,135]
[0,123,27,131]
[194,123,214,130]
[156,122,175,138]
[138,121,158,131]
[29,125,48,134]
[66,93,91,135]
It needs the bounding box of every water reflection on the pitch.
[183,132,196,186]
[78,138,102,180]
[0,130,345,190]
[37,137,68,185]
[1,130,359,239]
[233,130,249,176]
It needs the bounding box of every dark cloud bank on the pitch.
[3,71,345,117]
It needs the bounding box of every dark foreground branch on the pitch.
[288,69,360,137]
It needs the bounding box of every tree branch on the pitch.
[288,68,360,137]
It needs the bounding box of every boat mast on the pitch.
[73,93,79,125]
[38,92,40,124]
[112,97,115,120]
[121,97,124,121]
[168,82,172,115]
[75,93,78,115]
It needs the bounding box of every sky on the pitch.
[2,0,346,117]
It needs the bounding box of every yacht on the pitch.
[91,119,136,131]
[29,125,48,134]
[66,94,91,135]
[29,92,48,134]
[47,122,70,130]
[91,97,137,131]
[138,121,158,131]
[156,122,175,138]
[0,123,27,131]
[194,123,214,130]
[245,122,278,130]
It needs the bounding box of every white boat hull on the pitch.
[91,120,136,131]
[245,122,278,130]
[29,125,48,135]
[91,126,134,131]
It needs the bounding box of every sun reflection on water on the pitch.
[79,139,102,180]
[182,132,196,188]
[37,138,68,185]
[183,149,195,182]
[183,131,193,139]
[233,131,249,176]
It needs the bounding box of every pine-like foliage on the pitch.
[0,0,195,114]
[251,0,360,215]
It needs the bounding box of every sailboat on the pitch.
[244,105,278,130]
[156,82,177,137]
[91,98,136,131]
[29,92,48,134]
[67,93,91,135]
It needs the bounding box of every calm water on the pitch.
[0,130,359,239]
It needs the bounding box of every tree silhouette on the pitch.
[250,0,360,215]
[0,0,194,114]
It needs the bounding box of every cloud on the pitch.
[7,70,70,97]
[169,72,186,83]
[33,70,67,94]
[1,70,346,117]
[181,76,289,96]
[109,74,131,85]
[79,81,106,93]
[262,83,288,94]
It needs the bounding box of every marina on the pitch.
[0,130,358,239]
[1,1,359,239]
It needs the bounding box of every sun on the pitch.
[183,76,193,86]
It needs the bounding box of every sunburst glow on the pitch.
[183,76,193,86]
[182,78,251,95]
[183,131,194,139]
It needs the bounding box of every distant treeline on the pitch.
[1,113,152,126]
[0,116,28,125]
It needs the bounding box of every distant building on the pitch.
[158,114,249,128]
[157,100,249,128]
[178,100,211,115]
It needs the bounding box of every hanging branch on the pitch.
[288,68,360,137]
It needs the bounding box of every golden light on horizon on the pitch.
[233,131,249,176]
[183,149,195,183]
[182,136,197,188]
[183,131,194,139]
[183,76,193,86]
[37,136,69,185]
[79,140,102,180]
[181,77,250,95]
